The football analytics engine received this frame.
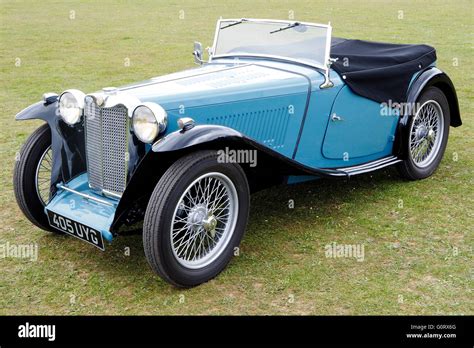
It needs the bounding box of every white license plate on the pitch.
[46,210,105,250]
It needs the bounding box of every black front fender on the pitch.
[16,100,86,197]
[151,125,345,178]
[151,125,243,152]
[16,100,58,122]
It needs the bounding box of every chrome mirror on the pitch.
[193,41,204,65]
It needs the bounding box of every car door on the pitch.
[322,85,399,160]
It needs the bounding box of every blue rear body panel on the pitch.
[321,85,398,160]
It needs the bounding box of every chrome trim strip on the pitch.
[211,53,326,71]
[103,189,122,199]
[210,18,221,56]
[56,184,116,207]
[340,156,398,172]
[334,156,402,176]
[345,159,402,176]
[320,23,334,88]
[324,22,332,71]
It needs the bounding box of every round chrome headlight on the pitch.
[132,102,167,143]
[58,89,85,125]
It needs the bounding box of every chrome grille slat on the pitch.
[101,106,128,195]
[85,100,103,190]
[84,98,128,197]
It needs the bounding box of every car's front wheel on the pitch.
[13,123,57,232]
[143,150,250,287]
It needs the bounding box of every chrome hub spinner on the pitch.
[415,124,428,140]
[188,204,218,237]
[188,205,207,230]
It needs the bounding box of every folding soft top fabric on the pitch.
[330,37,436,104]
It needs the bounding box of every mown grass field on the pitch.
[0,0,472,315]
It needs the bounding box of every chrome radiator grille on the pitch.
[84,98,129,197]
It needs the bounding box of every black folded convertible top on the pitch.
[330,38,436,104]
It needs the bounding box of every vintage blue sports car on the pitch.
[14,19,461,287]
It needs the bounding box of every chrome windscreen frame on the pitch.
[209,18,333,86]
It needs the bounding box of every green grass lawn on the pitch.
[0,0,472,315]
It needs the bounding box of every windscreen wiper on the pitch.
[270,22,301,34]
[220,19,247,30]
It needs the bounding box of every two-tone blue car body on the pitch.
[14,19,461,286]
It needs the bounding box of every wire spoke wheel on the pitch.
[14,124,56,232]
[171,172,239,269]
[409,100,444,168]
[143,150,250,287]
[35,145,52,205]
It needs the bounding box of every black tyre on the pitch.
[13,123,57,232]
[143,150,250,287]
[398,86,450,180]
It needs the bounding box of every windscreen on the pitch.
[213,20,330,68]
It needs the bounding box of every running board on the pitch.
[328,156,402,177]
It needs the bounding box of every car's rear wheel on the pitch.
[398,86,450,180]
[13,123,57,232]
[143,150,250,287]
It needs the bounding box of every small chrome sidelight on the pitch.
[42,92,58,105]
[177,117,195,131]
